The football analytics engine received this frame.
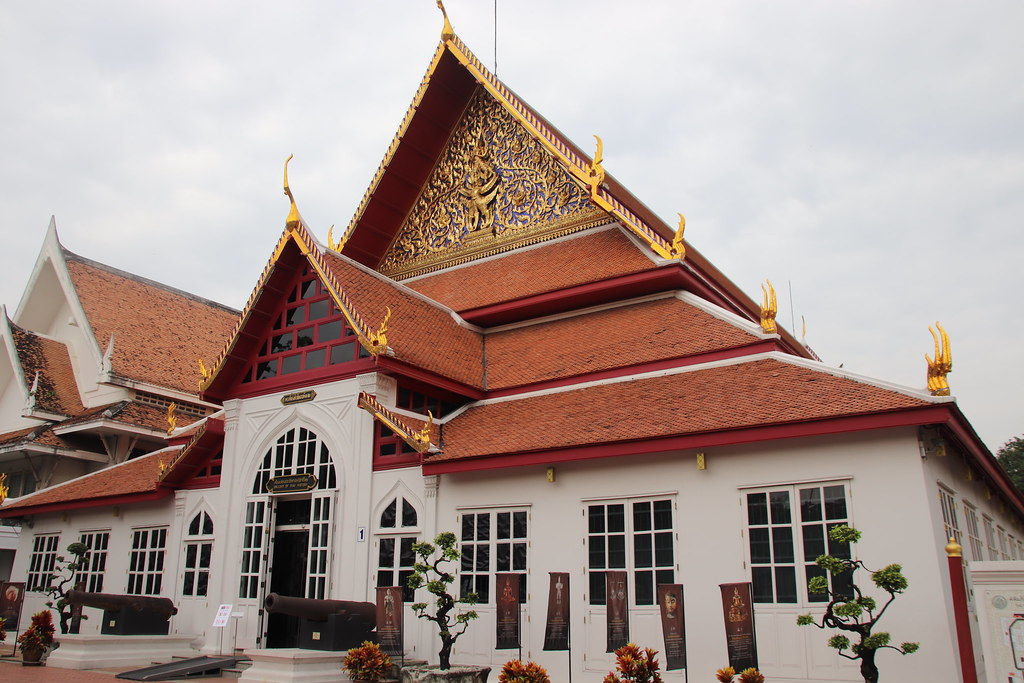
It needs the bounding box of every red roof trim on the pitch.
[423,405,954,474]
[2,489,174,517]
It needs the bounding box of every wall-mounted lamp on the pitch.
[696,453,706,471]
[546,467,556,483]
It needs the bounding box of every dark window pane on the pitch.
[462,516,474,541]
[476,545,489,571]
[513,511,527,538]
[186,544,197,566]
[281,354,301,374]
[199,543,212,568]
[319,320,342,342]
[770,491,791,524]
[308,299,328,321]
[800,487,822,522]
[634,534,653,568]
[589,536,606,569]
[461,547,474,571]
[513,543,526,571]
[188,515,200,536]
[772,526,794,564]
[633,502,652,532]
[379,538,395,566]
[297,328,314,347]
[381,500,397,528]
[305,348,326,370]
[608,505,625,533]
[196,572,208,596]
[832,568,854,600]
[497,512,510,540]
[775,566,797,603]
[286,307,304,326]
[653,500,673,529]
[331,343,355,364]
[271,333,293,354]
[497,543,510,571]
[590,572,606,605]
[803,525,825,562]
[749,528,771,564]
[475,576,490,604]
[824,486,847,520]
[378,570,394,589]
[477,515,490,541]
[747,493,768,525]
[256,360,277,380]
[806,565,828,602]
[654,531,673,566]
[608,535,626,568]
[635,570,654,605]
[399,538,415,567]
[828,522,852,559]
[402,499,417,527]
[589,506,605,534]
[751,567,773,603]
[460,576,473,600]
[300,280,317,300]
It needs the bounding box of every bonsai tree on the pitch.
[603,643,663,683]
[499,660,551,683]
[342,640,392,682]
[39,541,90,634]
[406,531,479,670]
[796,525,919,683]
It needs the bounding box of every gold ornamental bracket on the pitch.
[198,358,211,390]
[670,213,686,260]
[358,392,436,454]
[587,135,606,195]
[926,322,952,396]
[0,472,8,504]
[760,280,778,334]
[357,307,392,356]
[166,403,178,436]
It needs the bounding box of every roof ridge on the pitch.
[62,247,240,315]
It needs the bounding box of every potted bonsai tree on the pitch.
[17,610,55,665]
[343,640,392,682]
[402,531,488,682]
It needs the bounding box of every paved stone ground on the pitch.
[0,648,234,683]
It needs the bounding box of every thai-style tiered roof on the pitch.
[8,321,85,417]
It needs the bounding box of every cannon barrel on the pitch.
[264,592,376,625]
[66,590,177,618]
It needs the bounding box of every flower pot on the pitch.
[401,664,490,683]
[21,645,44,665]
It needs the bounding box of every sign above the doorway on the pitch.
[266,473,318,494]
[281,390,317,405]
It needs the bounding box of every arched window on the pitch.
[376,496,420,602]
[182,511,214,597]
[252,427,337,494]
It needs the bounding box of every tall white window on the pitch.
[745,483,851,604]
[239,501,268,599]
[377,496,419,602]
[77,531,110,592]
[127,527,168,595]
[998,527,1011,560]
[26,534,60,591]
[587,498,674,606]
[938,486,961,545]
[984,516,999,561]
[460,508,529,604]
[182,512,214,598]
[963,503,984,562]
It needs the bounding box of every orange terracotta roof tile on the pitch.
[55,401,169,433]
[0,449,177,513]
[323,253,485,389]
[64,252,239,395]
[405,228,656,311]
[434,358,932,462]
[9,324,85,416]
[0,425,42,447]
[485,296,760,389]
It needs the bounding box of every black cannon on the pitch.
[66,590,177,635]
[264,592,376,651]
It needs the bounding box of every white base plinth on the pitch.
[48,633,199,669]
[238,648,345,683]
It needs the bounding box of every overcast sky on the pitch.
[1,1,1021,452]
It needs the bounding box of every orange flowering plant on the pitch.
[342,641,392,682]
[716,666,766,683]
[603,643,664,683]
[499,659,551,683]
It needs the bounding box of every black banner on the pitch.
[658,584,687,670]
[543,572,570,650]
[606,570,629,653]
[495,573,521,649]
[0,582,24,631]
[720,582,757,672]
[376,586,403,657]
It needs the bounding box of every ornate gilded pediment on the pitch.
[378,88,607,278]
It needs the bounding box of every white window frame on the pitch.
[743,481,852,606]
[376,496,421,603]
[984,515,998,560]
[998,526,1011,561]
[459,506,530,605]
[585,496,676,607]
[26,533,60,592]
[963,502,984,562]
[77,530,110,593]
[938,486,962,546]
[127,527,168,595]
[182,512,214,598]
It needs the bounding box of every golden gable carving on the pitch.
[379,88,606,278]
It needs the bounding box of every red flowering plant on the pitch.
[17,610,55,652]
[499,659,551,683]
[342,641,392,682]
[0,616,6,643]
[604,643,664,683]
[716,666,766,683]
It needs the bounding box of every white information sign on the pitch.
[213,603,234,628]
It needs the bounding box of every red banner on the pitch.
[0,582,25,631]
[658,584,687,670]
[543,572,570,651]
[606,571,629,653]
[720,582,757,672]
[495,573,521,649]
[376,586,403,657]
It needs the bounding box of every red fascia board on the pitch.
[423,405,954,475]
[486,340,781,398]
[942,407,1024,515]
[374,356,485,400]
[225,357,378,401]
[0,488,174,519]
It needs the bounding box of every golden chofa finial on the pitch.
[926,322,953,396]
[760,280,778,334]
[587,135,606,194]
[283,154,300,228]
[670,213,686,259]
[166,402,178,436]
[0,472,8,504]
[198,358,211,389]
[436,0,455,41]
[327,225,348,252]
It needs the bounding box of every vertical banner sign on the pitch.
[658,584,687,671]
[0,582,25,630]
[376,586,404,658]
[495,573,521,649]
[606,570,630,653]
[543,572,570,650]
[719,582,758,672]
